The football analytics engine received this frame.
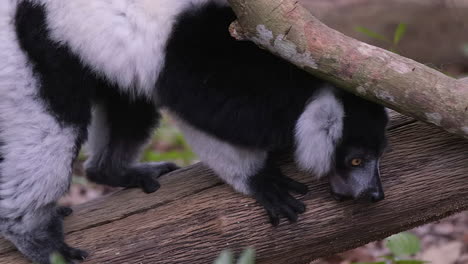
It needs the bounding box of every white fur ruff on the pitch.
[294,87,344,178]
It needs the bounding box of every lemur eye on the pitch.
[350,158,363,167]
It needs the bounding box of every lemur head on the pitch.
[329,93,389,203]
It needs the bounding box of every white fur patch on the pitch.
[168,112,266,194]
[294,88,344,178]
[0,1,77,218]
[36,0,227,98]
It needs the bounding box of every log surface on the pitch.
[0,116,466,263]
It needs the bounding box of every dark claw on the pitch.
[283,193,306,214]
[62,246,89,261]
[249,159,308,226]
[263,204,280,226]
[252,179,306,226]
[155,162,180,176]
[278,202,298,223]
[139,162,178,192]
[87,162,179,193]
[139,177,160,194]
[268,212,280,226]
[7,206,88,264]
[278,176,309,195]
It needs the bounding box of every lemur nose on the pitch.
[359,189,385,203]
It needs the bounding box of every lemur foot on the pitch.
[4,206,88,264]
[250,169,308,226]
[87,162,179,193]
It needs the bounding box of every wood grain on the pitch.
[0,120,466,264]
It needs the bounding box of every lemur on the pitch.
[0,0,388,263]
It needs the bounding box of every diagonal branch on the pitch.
[228,0,468,139]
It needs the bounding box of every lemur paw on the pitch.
[87,162,179,193]
[48,245,88,264]
[6,206,88,264]
[250,171,308,226]
[125,162,179,193]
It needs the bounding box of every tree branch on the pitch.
[228,0,468,139]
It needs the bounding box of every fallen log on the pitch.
[0,115,466,263]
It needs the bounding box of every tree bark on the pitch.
[228,0,468,139]
[0,117,466,263]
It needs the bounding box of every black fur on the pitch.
[15,1,176,194]
[0,141,3,163]
[11,3,177,263]
[157,4,388,153]
[339,91,388,153]
[157,4,321,149]
[249,154,308,226]
[158,4,388,223]
[158,3,389,157]
[4,205,88,264]
[14,4,97,262]
[86,86,179,193]
[95,86,159,145]
[7,1,389,262]
[334,91,389,176]
[15,1,94,136]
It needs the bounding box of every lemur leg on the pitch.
[0,65,88,264]
[0,3,88,263]
[248,155,308,225]
[85,89,178,193]
[170,114,308,225]
[0,120,87,264]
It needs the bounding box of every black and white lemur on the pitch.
[0,0,388,263]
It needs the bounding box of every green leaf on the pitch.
[378,255,395,261]
[143,150,196,165]
[393,23,407,45]
[50,252,67,264]
[355,26,389,42]
[237,248,255,264]
[386,232,421,257]
[214,250,234,264]
[395,260,428,264]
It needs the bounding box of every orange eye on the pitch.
[350,158,363,167]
